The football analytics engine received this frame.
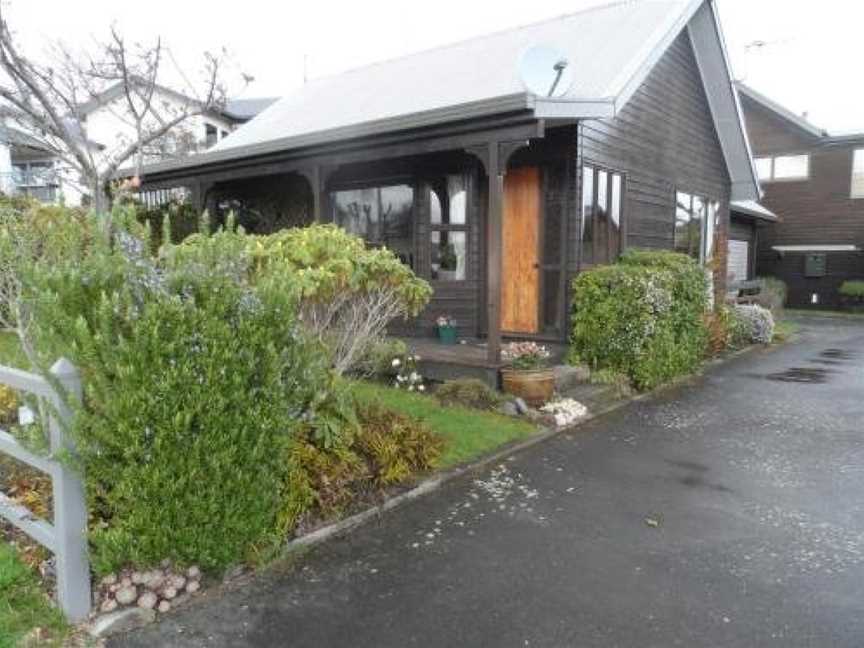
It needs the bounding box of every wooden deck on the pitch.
[399,337,567,387]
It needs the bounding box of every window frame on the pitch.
[580,163,626,268]
[428,173,471,283]
[328,177,418,271]
[754,153,811,183]
[673,189,720,265]
[851,148,864,199]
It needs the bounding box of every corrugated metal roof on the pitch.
[213,0,694,154]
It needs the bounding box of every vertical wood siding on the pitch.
[575,30,732,278]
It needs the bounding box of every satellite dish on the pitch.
[518,45,573,98]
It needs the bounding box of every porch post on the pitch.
[312,165,322,223]
[487,141,504,366]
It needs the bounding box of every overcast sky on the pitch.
[5,0,861,134]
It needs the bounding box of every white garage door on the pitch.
[727,239,750,282]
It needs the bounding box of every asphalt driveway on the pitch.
[114,314,864,648]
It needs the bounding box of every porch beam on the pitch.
[141,119,544,190]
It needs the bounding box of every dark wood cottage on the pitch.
[136,0,759,380]
[736,83,864,308]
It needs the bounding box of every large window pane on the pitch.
[331,184,414,268]
[674,191,694,257]
[431,230,466,281]
[773,154,809,180]
[581,167,594,264]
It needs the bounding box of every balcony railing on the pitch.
[0,170,60,202]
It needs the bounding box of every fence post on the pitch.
[48,358,91,622]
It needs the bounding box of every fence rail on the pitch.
[0,358,90,622]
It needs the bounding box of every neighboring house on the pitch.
[136,0,760,383]
[0,90,278,205]
[0,123,62,202]
[736,82,864,308]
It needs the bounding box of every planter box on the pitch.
[501,368,555,407]
[437,325,458,345]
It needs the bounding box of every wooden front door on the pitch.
[501,166,541,334]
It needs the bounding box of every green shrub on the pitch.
[18,210,331,573]
[354,401,443,485]
[839,280,864,298]
[355,338,408,378]
[755,276,788,314]
[434,379,504,411]
[246,224,432,374]
[730,304,774,346]
[569,250,709,390]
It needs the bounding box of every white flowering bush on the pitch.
[730,304,774,345]
[502,341,551,370]
[392,353,426,393]
[540,398,588,427]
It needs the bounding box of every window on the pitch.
[204,123,218,148]
[754,157,773,181]
[330,184,415,269]
[674,191,719,264]
[754,154,809,182]
[429,175,468,281]
[852,149,864,199]
[581,165,624,266]
[804,253,827,278]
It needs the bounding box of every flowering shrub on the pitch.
[569,250,709,390]
[392,353,425,392]
[540,398,588,427]
[730,304,775,345]
[502,342,551,371]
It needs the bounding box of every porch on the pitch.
[138,113,581,381]
[400,337,568,388]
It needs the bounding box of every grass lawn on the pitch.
[351,381,538,468]
[0,542,66,648]
[773,319,801,344]
[0,331,26,370]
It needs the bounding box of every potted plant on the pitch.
[436,315,458,344]
[437,243,459,281]
[839,280,864,313]
[500,341,554,406]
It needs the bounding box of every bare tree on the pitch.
[0,5,233,212]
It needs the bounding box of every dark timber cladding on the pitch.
[576,31,731,271]
[739,91,864,308]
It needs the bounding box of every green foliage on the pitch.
[434,378,504,411]
[248,224,432,314]
[729,304,775,346]
[0,384,18,425]
[355,401,443,485]
[0,543,67,648]
[16,208,332,573]
[839,280,864,298]
[351,380,536,468]
[569,250,709,391]
[355,338,408,377]
[135,200,201,252]
[755,276,788,314]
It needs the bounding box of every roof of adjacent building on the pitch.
[139,0,760,201]
[76,81,277,124]
[730,199,778,222]
[224,97,280,122]
[736,82,864,144]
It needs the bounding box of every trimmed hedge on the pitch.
[569,250,709,390]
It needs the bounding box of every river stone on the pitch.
[115,585,138,606]
[514,398,530,415]
[137,591,158,610]
[186,580,200,594]
[158,600,172,613]
[89,608,156,638]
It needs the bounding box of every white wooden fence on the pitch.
[0,358,90,622]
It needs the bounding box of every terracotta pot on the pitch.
[501,368,555,407]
